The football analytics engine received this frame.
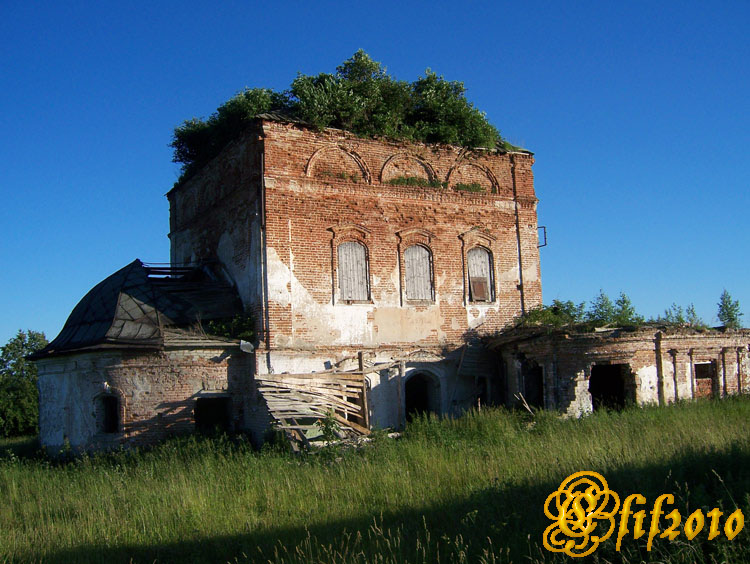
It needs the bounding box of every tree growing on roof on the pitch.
[661,303,686,325]
[717,290,743,329]
[685,304,707,329]
[0,330,48,437]
[515,299,586,327]
[612,292,644,326]
[586,290,616,326]
[171,50,516,181]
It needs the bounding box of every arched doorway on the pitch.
[521,360,544,409]
[405,371,441,420]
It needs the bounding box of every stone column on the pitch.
[738,347,747,394]
[720,348,730,397]
[655,332,665,406]
[668,349,679,402]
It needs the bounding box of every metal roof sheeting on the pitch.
[33,260,242,358]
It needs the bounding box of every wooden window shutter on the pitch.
[404,245,433,301]
[467,247,493,302]
[338,241,369,301]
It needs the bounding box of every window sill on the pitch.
[405,300,435,306]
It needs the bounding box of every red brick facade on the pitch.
[169,118,542,354]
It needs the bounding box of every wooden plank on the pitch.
[259,388,365,412]
[332,413,370,435]
[405,244,433,300]
[259,381,347,390]
[258,371,366,380]
[290,418,311,449]
[268,409,323,417]
[259,377,365,386]
[275,424,321,431]
[267,406,322,412]
[397,361,405,428]
[278,418,300,453]
[358,351,370,430]
[258,360,402,378]
[263,391,362,410]
[362,380,370,429]
[338,241,368,301]
[258,383,364,394]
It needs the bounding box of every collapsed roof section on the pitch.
[32,259,242,358]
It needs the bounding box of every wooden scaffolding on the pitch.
[256,354,400,449]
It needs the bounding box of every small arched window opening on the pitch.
[338,241,369,302]
[467,246,494,302]
[99,395,120,434]
[404,244,434,302]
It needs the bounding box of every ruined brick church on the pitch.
[32,115,749,450]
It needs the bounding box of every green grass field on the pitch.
[1,398,748,563]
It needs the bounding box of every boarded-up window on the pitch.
[338,241,369,301]
[404,245,433,301]
[467,247,493,302]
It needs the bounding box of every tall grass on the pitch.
[0,398,748,563]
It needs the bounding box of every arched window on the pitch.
[338,241,369,301]
[467,247,494,302]
[404,244,434,301]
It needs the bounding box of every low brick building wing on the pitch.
[491,325,750,416]
[31,260,257,449]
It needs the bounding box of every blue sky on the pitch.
[1,1,748,344]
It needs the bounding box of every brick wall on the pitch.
[260,121,542,351]
[498,328,750,416]
[168,130,266,336]
[36,348,263,450]
[168,119,541,354]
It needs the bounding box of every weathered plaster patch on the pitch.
[373,306,442,343]
[636,365,658,404]
[266,246,291,306]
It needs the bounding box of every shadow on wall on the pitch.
[83,353,255,449]
[391,340,502,427]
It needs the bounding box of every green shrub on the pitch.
[204,314,254,341]
[0,330,48,437]
[516,299,586,327]
[171,51,521,182]
[453,182,484,192]
[386,176,446,189]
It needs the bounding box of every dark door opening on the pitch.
[100,395,120,433]
[405,372,440,421]
[195,397,231,433]
[522,364,544,408]
[694,363,716,398]
[589,364,631,411]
